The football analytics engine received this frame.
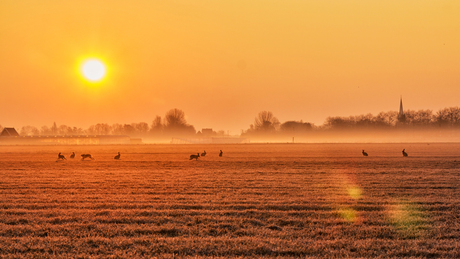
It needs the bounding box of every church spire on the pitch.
[399,96,403,116]
[398,96,406,122]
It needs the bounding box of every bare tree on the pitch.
[254,111,280,132]
[164,108,187,128]
[163,108,196,135]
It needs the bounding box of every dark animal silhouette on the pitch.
[70,152,75,159]
[201,151,206,157]
[402,149,408,157]
[219,150,223,157]
[57,152,66,160]
[362,150,368,156]
[81,154,94,160]
[114,152,121,159]
[190,153,200,160]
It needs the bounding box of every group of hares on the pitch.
[57,150,223,161]
[189,150,223,160]
[58,149,407,161]
[362,149,408,157]
[57,152,120,161]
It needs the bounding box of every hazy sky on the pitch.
[1,1,459,134]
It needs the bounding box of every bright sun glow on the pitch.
[81,59,106,82]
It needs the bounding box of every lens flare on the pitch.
[388,200,427,238]
[338,208,358,223]
[347,186,363,200]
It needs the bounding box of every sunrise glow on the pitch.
[81,59,106,82]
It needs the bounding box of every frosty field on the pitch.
[0,143,459,258]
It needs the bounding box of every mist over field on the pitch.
[253,129,460,143]
[4,106,460,144]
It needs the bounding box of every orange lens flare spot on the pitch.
[338,208,358,222]
[347,186,363,200]
[388,201,426,238]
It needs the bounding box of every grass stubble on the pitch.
[0,144,459,258]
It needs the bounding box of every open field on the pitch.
[0,143,459,258]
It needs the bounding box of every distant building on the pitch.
[0,128,19,137]
[398,96,406,123]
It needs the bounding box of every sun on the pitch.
[81,59,106,82]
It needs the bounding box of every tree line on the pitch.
[242,107,460,137]
[4,106,460,138]
[16,108,197,138]
[324,107,460,129]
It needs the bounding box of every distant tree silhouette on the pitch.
[254,111,280,132]
[354,114,375,127]
[111,123,124,135]
[86,125,95,134]
[403,110,435,126]
[436,107,460,127]
[324,116,355,129]
[280,121,313,132]
[71,127,85,135]
[324,110,439,130]
[165,109,187,128]
[123,124,136,135]
[20,126,39,136]
[151,116,163,133]
[58,125,71,135]
[164,108,196,135]
[56,124,84,135]
[57,125,74,135]
[374,111,398,127]
[51,122,58,135]
[88,123,112,135]
[40,126,52,135]
[86,122,150,136]
[132,122,149,135]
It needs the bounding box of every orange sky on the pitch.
[1,1,459,134]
